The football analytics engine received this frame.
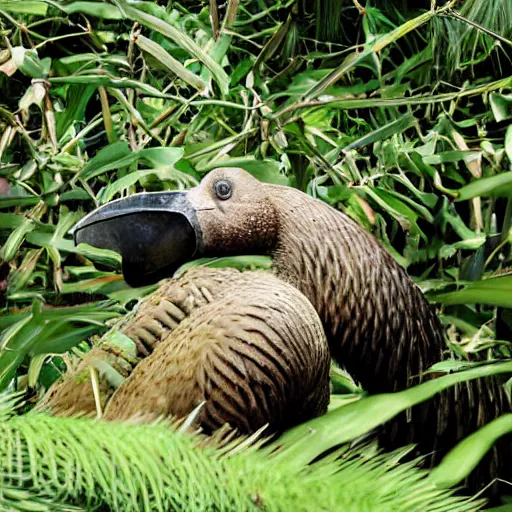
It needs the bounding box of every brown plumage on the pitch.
[39,267,231,417]
[41,267,331,435]
[183,168,510,490]
[38,342,135,417]
[46,166,510,492]
[104,268,330,433]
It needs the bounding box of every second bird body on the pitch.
[104,268,331,433]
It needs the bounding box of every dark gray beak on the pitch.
[72,192,201,287]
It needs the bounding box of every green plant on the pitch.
[4,360,512,511]
[1,0,512,508]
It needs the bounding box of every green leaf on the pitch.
[0,213,25,229]
[381,188,435,222]
[138,147,189,184]
[119,1,230,96]
[430,414,512,488]
[341,114,416,152]
[254,15,293,68]
[455,172,512,201]
[0,391,485,512]
[31,325,101,355]
[490,93,512,122]
[73,244,122,270]
[27,354,46,388]
[0,301,120,390]
[0,1,47,15]
[56,85,96,140]
[99,170,154,204]
[0,311,38,391]
[505,124,512,163]
[330,364,363,395]
[390,174,438,209]
[439,199,478,239]
[57,1,124,19]
[438,237,486,259]
[423,150,481,165]
[49,75,176,99]
[0,302,120,331]
[430,276,512,307]
[361,186,424,238]
[293,8,436,104]
[11,47,50,78]
[139,147,183,168]
[60,189,91,202]
[135,35,206,92]
[274,361,512,467]
[102,330,137,359]
[8,248,44,292]
[230,59,253,86]
[0,217,35,262]
[79,141,135,180]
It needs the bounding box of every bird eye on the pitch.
[214,180,232,200]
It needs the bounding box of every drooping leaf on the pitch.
[119,1,230,96]
[135,34,207,93]
[0,302,121,391]
[274,361,512,467]
[456,172,512,201]
[430,415,512,488]
[430,276,512,308]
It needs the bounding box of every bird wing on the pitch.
[38,267,253,417]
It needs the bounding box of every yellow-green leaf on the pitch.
[455,172,512,201]
[430,276,512,308]
[135,34,207,92]
[430,415,512,488]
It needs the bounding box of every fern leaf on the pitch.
[0,394,484,512]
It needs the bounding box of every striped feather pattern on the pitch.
[104,270,331,434]
[40,268,255,417]
[122,267,240,356]
[268,185,511,491]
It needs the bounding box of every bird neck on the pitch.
[268,186,443,393]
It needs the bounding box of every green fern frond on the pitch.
[0,393,484,512]
[0,480,80,512]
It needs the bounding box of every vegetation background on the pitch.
[0,0,511,510]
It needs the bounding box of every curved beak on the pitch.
[72,192,201,287]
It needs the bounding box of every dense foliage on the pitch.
[0,0,512,509]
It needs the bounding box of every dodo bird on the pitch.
[45,167,510,490]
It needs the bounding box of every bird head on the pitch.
[73,168,280,287]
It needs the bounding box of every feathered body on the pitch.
[188,169,510,489]
[45,167,510,492]
[42,267,331,435]
[268,186,510,483]
[104,269,330,433]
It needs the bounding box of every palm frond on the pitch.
[0,480,80,512]
[0,393,484,512]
